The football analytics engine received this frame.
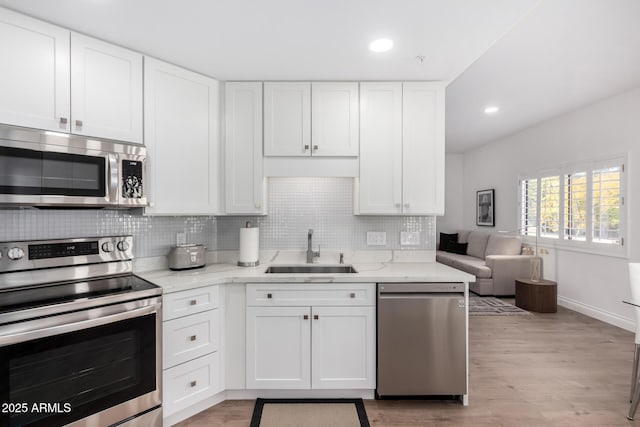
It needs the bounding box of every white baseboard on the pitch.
[558,296,635,332]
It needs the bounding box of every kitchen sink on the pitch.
[264,265,358,274]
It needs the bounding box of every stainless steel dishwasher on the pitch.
[376,282,467,398]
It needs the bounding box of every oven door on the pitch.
[0,297,162,427]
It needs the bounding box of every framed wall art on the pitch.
[476,189,495,227]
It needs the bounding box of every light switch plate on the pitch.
[366,231,387,246]
[401,231,420,246]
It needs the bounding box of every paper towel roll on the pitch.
[238,226,259,266]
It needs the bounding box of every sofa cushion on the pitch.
[467,231,490,259]
[435,252,492,278]
[485,234,522,256]
[458,230,470,243]
[439,232,458,251]
[446,242,468,255]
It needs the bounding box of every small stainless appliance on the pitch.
[376,282,467,398]
[168,244,206,270]
[0,236,162,427]
[0,124,147,208]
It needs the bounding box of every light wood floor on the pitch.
[176,304,637,426]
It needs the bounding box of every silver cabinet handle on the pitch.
[190,381,197,387]
[190,299,197,305]
[59,117,68,125]
[75,119,83,127]
[190,335,197,341]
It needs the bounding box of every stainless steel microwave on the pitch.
[0,125,147,208]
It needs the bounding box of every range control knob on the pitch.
[102,242,115,252]
[117,241,130,252]
[7,247,25,261]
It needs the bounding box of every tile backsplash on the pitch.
[217,177,436,251]
[0,177,436,258]
[0,209,216,258]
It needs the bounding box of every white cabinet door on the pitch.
[311,82,358,157]
[70,33,143,143]
[263,82,311,156]
[0,8,70,132]
[144,57,219,215]
[224,82,265,214]
[402,82,445,215]
[311,306,375,389]
[358,82,403,214]
[246,306,311,389]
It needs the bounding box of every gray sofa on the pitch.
[436,230,540,296]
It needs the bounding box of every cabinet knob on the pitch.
[75,119,83,128]
[59,117,68,125]
[190,299,197,305]
[304,144,310,151]
[350,292,356,298]
[313,314,319,320]
[303,314,309,320]
[394,203,401,208]
[190,380,197,387]
[267,293,273,299]
[404,203,410,208]
[190,335,197,341]
[255,203,261,209]
[313,145,319,151]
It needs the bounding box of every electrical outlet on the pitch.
[401,231,420,246]
[176,232,187,245]
[366,231,387,246]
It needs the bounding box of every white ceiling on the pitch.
[1,1,638,153]
[446,0,640,153]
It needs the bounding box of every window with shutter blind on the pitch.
[518,156,626,254]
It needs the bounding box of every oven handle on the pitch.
[0,298,161,346]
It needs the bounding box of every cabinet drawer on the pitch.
[164,286,219,320]
[163,352,221,417]
[246,283,375,306]
[163,310,219,368]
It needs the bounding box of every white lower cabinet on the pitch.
[163,285,222,419]
[245,283,376,390]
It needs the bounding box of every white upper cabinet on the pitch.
[70,33,143,143]
[264,82,311,156]
[225,82,266,215]
[0,8,70,132]
[263,81,359,157]
[358,81,445,215]
[311,82,359,157]
[402,82,445,215]
[144,57,219,215]
[358,82,403,214]
[0,8,143,144]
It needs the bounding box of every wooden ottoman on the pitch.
[515,278,557,313]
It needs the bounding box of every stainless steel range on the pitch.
[0,236,162,427]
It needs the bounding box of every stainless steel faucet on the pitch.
[306,229,320,263]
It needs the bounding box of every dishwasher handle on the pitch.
[378,292,464,300]
[378,282,465,295]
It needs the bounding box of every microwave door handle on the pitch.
[0,301,160,346]
[108,153,119,203]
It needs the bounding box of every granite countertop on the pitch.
[137,256,475,294]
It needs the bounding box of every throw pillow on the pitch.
[439,232,458,251]
[446,242,468,255]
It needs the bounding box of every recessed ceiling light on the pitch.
[369,38,393,53]
[484,106,500,114]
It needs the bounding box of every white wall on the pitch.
[437,153,465,236]
[455,86,640,330]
